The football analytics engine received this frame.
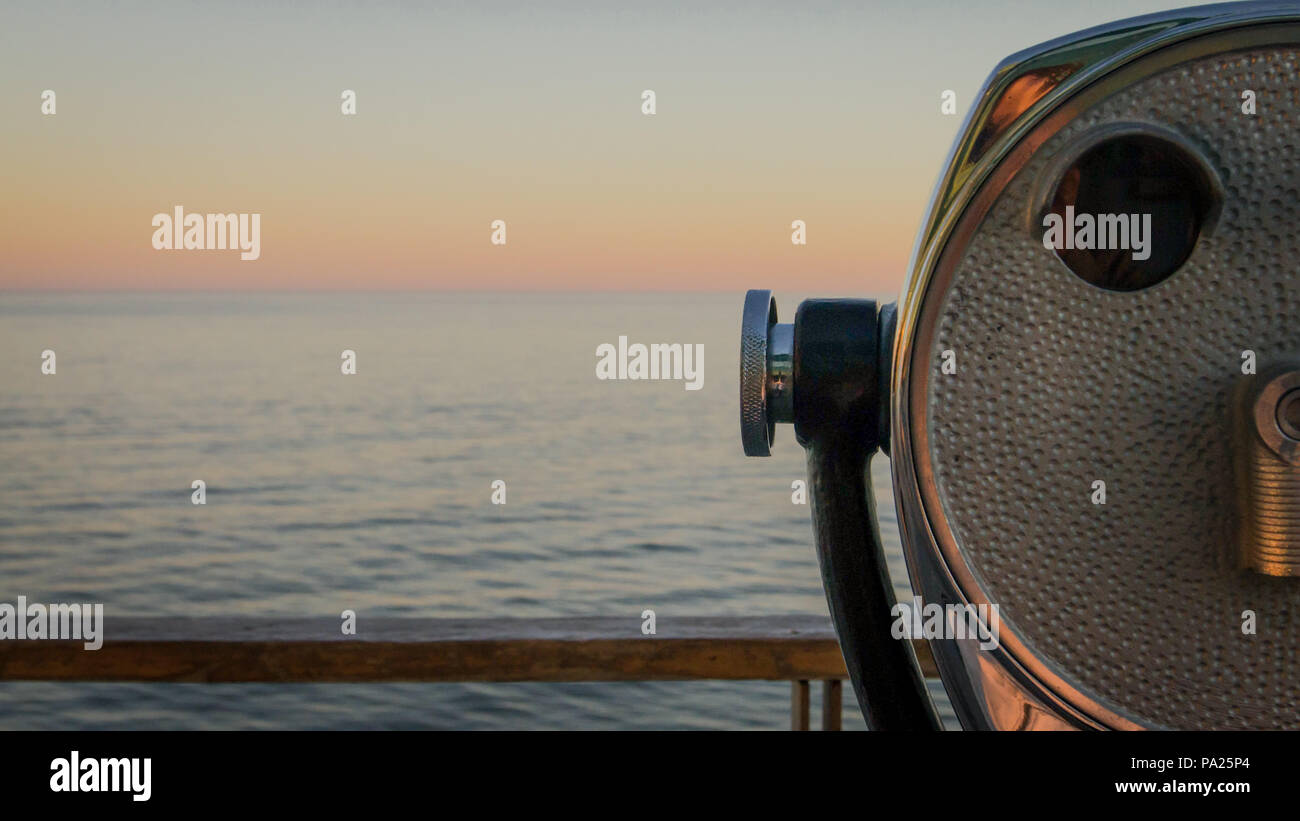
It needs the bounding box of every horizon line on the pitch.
[0,286,897,296]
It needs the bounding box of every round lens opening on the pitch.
[1046,133,1217,292]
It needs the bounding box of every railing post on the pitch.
[792,680,811,730]
[822,679,842,731]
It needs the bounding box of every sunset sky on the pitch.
[1,0,1192,292]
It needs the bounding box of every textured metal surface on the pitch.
[924,43,1300,729]
[740,290,776,456]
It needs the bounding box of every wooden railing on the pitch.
[0,615,936,731]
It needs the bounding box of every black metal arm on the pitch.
[793,299,941,731]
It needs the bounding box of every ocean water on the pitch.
[0,292,951,729]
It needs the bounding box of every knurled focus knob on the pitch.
[739,290,794,456]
